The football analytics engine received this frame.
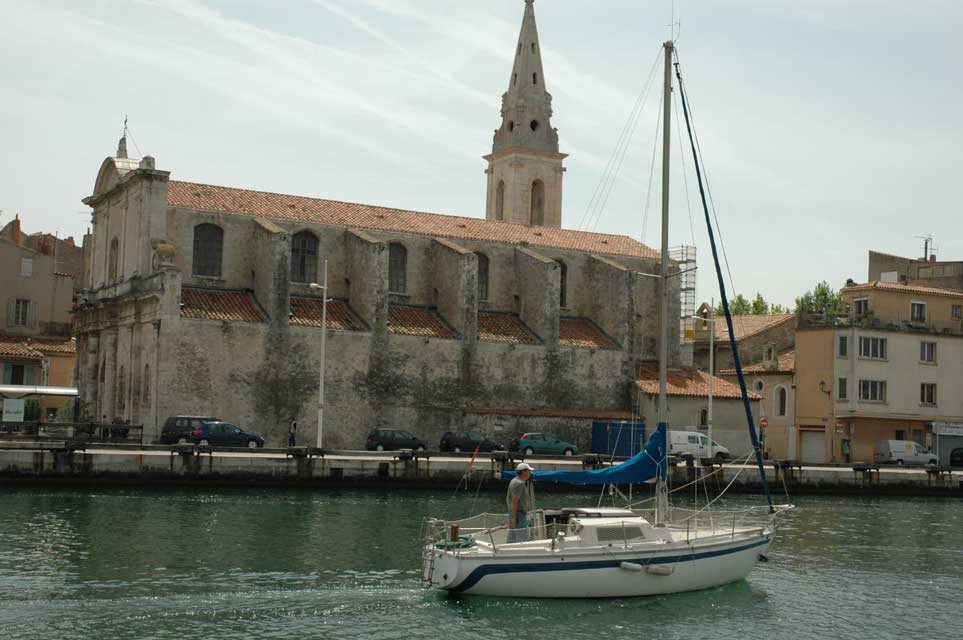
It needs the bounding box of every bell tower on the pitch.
[485,0,567,228]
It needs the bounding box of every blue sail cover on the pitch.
[501,424,667,485]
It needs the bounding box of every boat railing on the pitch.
[665,504,793,541]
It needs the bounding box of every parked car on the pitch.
[509,432,579,456]
[365,428,427,452]
[439,431,502,453]
[191,422,265,448]
[669,430,730,461]
[950,447,963,468]
[160,415,220,444]
[873,440,937,466]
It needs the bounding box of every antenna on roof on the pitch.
[915,234,935,261]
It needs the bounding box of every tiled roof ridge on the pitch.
[844,280,963,298]
[719,349,795,375]
[168,179,658,257]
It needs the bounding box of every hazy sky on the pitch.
[2,0,961,306]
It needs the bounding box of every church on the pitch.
[73,0,684,447]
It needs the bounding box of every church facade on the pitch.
[72,0,681,447]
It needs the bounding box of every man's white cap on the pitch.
[516,462,535,472]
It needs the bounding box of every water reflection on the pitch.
[0,487,960,640]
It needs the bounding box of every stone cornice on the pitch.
[484,147,568,163]
[83,169,171,208]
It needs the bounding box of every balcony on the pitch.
[798,311,962,337]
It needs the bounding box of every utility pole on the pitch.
[310,260,329,450]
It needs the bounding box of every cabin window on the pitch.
[476,253,489,302]
[291,231,319,283]
[388,243,407,294]
[192,224,224,277]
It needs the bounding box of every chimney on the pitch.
[11,214,20,245]
[929,254,936,262]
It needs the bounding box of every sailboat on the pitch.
[420,41,792,599]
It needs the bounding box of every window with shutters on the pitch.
[910,301,926,323]
[388,243,407,294]
[838,378,848,400]
[11,299,30,327]
[291,231,318,283]
[920,383,937,406]
[192,224,224,277]
[20,257,32,277]
[476,253,489,302]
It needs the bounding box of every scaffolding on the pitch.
[670,245,697,344]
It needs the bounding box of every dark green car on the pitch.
[510,432,579,456]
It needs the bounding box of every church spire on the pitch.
[485,0,566,228]
[492,0,558,154]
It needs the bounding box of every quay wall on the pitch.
[0,447,960,496]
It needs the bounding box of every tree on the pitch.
[750,293,769,315]
[715,293,785,316]
[795,281,843,316]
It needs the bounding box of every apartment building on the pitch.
[795,281,963,463]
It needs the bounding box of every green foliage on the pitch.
[795,281,843,316]
[714,293,787,316]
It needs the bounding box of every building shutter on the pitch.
[6,299,14,328]
[2,364,12,385]
[27,300,38,329]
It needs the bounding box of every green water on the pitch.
[0,486,960,640]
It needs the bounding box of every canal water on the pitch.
[0,486,960,640]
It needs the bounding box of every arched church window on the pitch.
[700,408,708,426]
[556,260,568,308]
[532,43,537,54]
[495,181,505,221]
[517,43,522,55]
[513,73,517,86]
[192,223,223,277]
[530,180,545,226]
[291,231,319,283]
[476,253,490,302]
[530,120,539,131]
[533,72,538,85]
[775,386,788,417]
[388,243,407,294]
[108,237,119,282]
[508,121,515,132]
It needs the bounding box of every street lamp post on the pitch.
[693,299,715,460]
[309,259,329,450]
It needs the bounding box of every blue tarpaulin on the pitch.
[502,424,667,485]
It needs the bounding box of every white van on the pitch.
[668,430,730,461]
[873,440,937,466]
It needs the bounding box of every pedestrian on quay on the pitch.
[506,462,536,543]
[288,420,297,447]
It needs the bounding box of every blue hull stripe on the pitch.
[447,537,769,593]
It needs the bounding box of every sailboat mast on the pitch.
[656,39,674,524]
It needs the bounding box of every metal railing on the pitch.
[0,421,144,445]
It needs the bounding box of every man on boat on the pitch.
[507,463,536,543]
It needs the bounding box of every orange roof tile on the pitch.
[843,281,963,299]
[559,317,620,349]
[477,312,540,345]
[167,180,659,260]
[180,287,266,323]
[0,335,43,360]
[25,336,77,355]
[387,305,456,339]
[635,364,761,400]
[465,407,638,420]
[720,350,795,375]
[703,314,795,344]
[289,296,368,331]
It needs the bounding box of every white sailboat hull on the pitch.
[428,531,771,598]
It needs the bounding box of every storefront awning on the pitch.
[0,385,78,399]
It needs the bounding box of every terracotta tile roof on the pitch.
[720,350,795,375]
[167,180,659,260]
[0,334,43,360]
[559,317,620,349]
[465,407,638,420]
[702,314,795,344]
[477,312,540,345]
[289,296,368,331]
[180,287,266,323]
[843,281,963,299]
[387,305,457,339]
[25,336,77,355]
[635,364,761,400]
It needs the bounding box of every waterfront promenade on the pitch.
[0,442,958,496]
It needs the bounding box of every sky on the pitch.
[1,0,962,307]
